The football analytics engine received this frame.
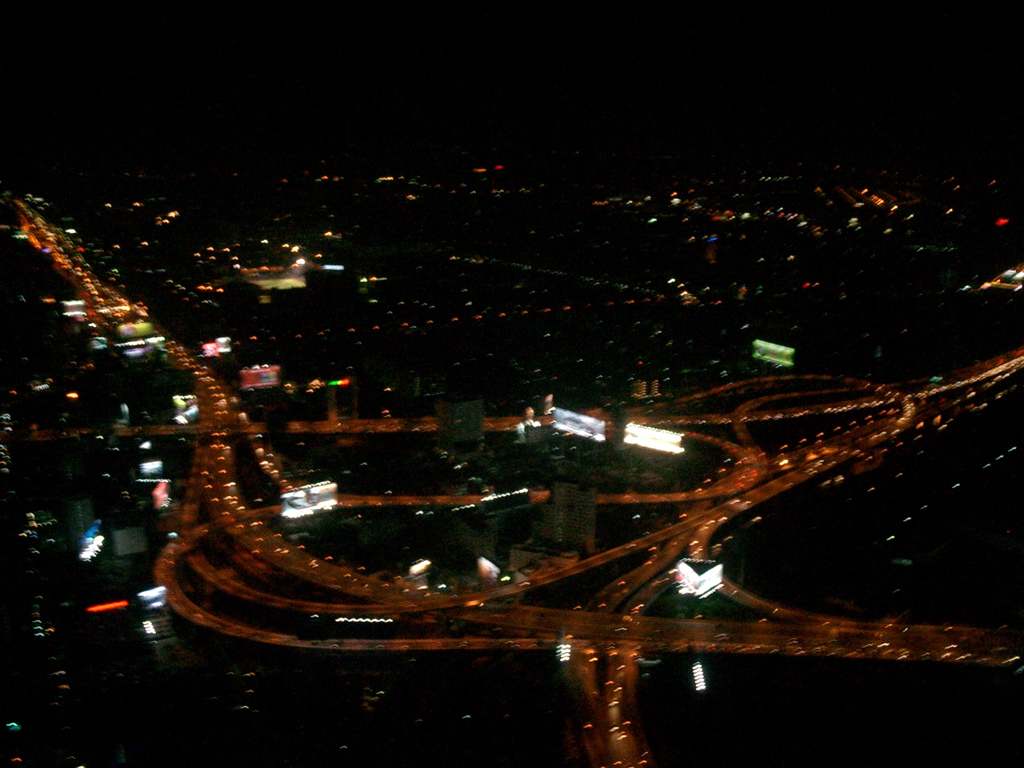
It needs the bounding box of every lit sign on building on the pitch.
[139,459,164,478]
[79,520,104,562]
[114,334,166,360]
[675,560,723,598]
[202,337,233,357]
[280,481,338,518]
[752,339,795,367]
[477,557,500,581]
[623,423,684,454]
[62,300,86,317]
[408,559,432,576]
[137,586,168,610]
[553,408,606,441]
[240,365,281,389]
[116,322,156,339]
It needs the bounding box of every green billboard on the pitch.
[753,339,795,367]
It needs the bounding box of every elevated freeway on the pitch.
[17,198,1024,768]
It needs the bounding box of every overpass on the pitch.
[18,198,1024,768]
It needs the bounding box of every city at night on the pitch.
[2,8,1023,767]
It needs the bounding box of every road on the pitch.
[17,198,1024,768]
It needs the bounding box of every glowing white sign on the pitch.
[280,481,337,518]
[409,559,432,576]
[553,408,606,441]
[137,586,168,610]
[623,423,684,454]
[675,561,723,598]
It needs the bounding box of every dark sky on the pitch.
[5,5,1023,172]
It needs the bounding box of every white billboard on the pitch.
[139,459,164,478]
[624,423,684,454]
[477,557,500,581]
[137,586,167,610]
[280,481,338,518]
[553,408,606,442]
[62,300,86,317]
[675,561,723,598]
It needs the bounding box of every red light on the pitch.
[493,165,504,170]
[86,600,129,613]
[995,218,1009,227]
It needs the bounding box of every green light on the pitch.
[752,339,795,367]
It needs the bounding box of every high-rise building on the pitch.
[537,482,596,554]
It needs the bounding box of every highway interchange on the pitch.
[16,199,1024,768]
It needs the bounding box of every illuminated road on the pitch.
[17,199,1024,768]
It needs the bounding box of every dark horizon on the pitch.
[5,7,1023,176]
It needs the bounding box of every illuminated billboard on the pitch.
[79,520,104,562]
[139,459,164,478]
[118,339,165,359]
[624,423,684,454]
[62,300,86,317]
[240,365,281,389]
[280,481,338,518]
[553,408,606,441]
[137,586,167,610]
[752,339,795,367]
[477,557,500,581]
[408,559,432,576]
[202,337,233,357]
[172,394,195,412]
[675,560,723,598]
[117,321,156,339]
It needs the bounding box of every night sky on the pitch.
[5,6,1023,173]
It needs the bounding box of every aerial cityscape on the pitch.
[3,8,1024,767]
